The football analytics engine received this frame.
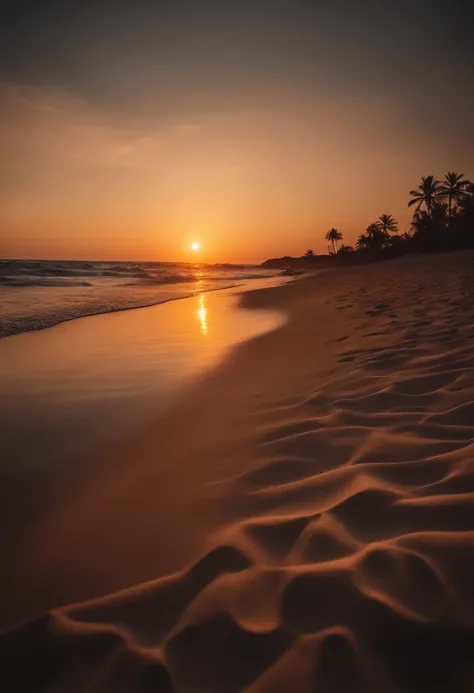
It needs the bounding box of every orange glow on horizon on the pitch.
[1,82,472,263]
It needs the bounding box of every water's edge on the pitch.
[0,282,244,340]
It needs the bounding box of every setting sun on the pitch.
[191,242,200,252]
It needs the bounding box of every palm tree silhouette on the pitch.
[458,182,474,213]
[364,223,389,250]
[325,228,343,254]
[410,203,450,250]
[408,176,442,216]
[377,214,398,235]
[439,172,471,222]
[356,224,388,251]
[456,183,474,234]
[356,233,369,249]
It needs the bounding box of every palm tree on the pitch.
[439,172,471,221]
[356,233,370,249]
[367,222,389,250]
[408,175,442,216]
[458,182,474,213]
[411,203,448,233]
[366,222,381,236]
[304,249,314,256]
[356,224,386,251]
[325,228,343,254]
[377,214,398,235]
[456,182,474,239]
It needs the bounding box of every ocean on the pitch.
[0,259,280,338]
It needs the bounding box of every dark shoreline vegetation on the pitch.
[261,173,474,270]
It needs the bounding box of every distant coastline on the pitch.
[262,173,474,270]
[260,248,393,270]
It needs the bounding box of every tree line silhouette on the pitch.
[304,172,474,259]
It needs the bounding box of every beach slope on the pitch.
[2,251,474,692]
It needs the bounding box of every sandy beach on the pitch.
[2,250,474,692]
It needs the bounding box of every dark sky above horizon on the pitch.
[1,0,474,260]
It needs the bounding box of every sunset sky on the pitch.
[1,0,473,263]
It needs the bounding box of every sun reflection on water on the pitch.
[197,293,208,335]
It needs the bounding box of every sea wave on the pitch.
[125,271,274,286]
[0,283,244,338]
[0,265,151,280]
[0,259,282,338]
[0,277,94,288]
[0,260,272,285]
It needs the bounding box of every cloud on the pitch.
[0,82,199,170]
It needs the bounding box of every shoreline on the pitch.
[0,284,285,543]
[2,251,474,692]
[0,280,248,340]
